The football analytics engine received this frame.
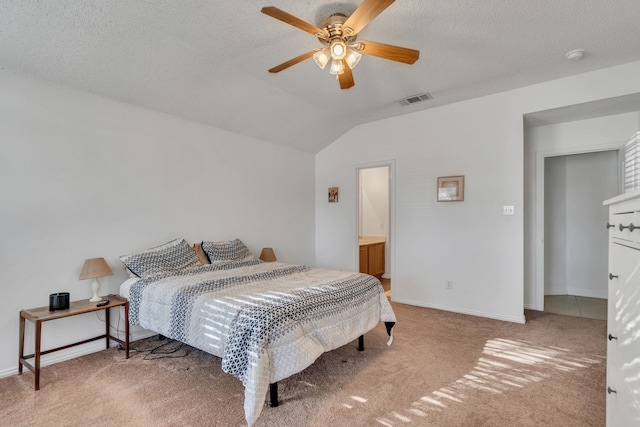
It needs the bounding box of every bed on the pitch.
[119,238,396,426]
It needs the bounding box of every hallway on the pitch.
[544,295,607,320]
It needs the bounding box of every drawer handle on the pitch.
[609,273,618,280]
[607,387,617,394]
[606,222,615,229]
[619,223,636,232]
[608,333,617,341]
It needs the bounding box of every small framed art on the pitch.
[437,175,464,202]
[328,187,339,203]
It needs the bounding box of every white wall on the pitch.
[317,95,526,323]
[524,112,639,308]
[316,60,640,324]
[544,156,568,293]
[565,151,618,297]
[544,151,618,298]
[0,70,315,377]
[360,167,389,237]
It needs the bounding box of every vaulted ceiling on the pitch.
[2,1,640,153]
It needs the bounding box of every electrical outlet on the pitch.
[445,280,453,290]
[503,205,515,216]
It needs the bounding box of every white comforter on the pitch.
[120,261,396,426]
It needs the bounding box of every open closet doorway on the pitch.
[357,164,391,297]
[542,150,618,320]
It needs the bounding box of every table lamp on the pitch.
[79,257,113,302]
[259,248,277,262]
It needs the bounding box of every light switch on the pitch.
[503,205,515,216]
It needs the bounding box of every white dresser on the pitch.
[603,189,640,426]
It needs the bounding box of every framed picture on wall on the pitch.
[328,187,339,203]
[437,175,464,201]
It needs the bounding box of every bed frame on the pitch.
[268,335,365,407]
[125,249,396,425]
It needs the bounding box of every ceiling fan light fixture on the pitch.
[345,48,362,69]
[329,59,344,75]
[330,40,347,60]
[313,48,331,69]
[261,3,420,90]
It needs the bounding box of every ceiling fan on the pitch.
[261,0,420,90]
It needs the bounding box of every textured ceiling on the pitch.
[1,0,640,153]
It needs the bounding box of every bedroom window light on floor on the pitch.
[79,257,113,302]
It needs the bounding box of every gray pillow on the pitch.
[120,238,201,278]
[201,238,254,263]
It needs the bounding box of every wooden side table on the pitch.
[18,295,129,390]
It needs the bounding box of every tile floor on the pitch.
[544,294,607,320]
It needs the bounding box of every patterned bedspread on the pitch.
[123,260,396,426]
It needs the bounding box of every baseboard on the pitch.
[545,288,607,299]
[545,288,568,296]
[392,297,526,324]
[566,288,607,299]
[0,329,157,380]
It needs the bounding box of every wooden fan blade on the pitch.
[268,51,315,73]
[338,61,355,90]
[342,0,395,35]
[357,40,419,64]
[261,7,326,37]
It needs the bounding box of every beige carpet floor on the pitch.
[0,302,606,427]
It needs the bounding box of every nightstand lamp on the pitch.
[259,248,277,262]
[79,257,113,302]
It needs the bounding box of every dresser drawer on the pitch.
[605,360,640,427]
[609,211,639,244]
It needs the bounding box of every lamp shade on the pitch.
[259,248,277,262]
[79,257,113,279]
[345,48,362,69]
[313,48,330,69]
[329,59,344,75]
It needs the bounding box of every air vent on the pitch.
[399,93,432,106]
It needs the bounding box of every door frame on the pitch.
[355,159,395,287]
[534,143,622,311]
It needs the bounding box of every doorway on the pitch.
[542,150,618,319]
[357,164,392,296]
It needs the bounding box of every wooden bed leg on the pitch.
[269,382,279,407]
[358,335,364,351]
